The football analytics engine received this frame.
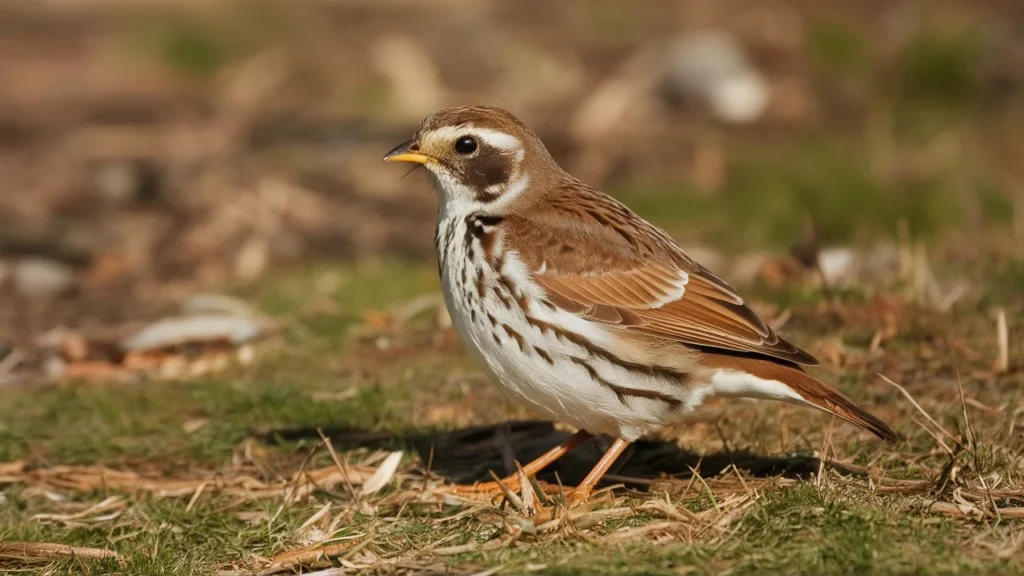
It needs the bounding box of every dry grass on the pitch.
[1,258,1022,575]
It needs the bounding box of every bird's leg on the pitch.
[564,437,631,508]
[448,430,592,495]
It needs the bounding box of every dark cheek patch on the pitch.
[459,145,512,201]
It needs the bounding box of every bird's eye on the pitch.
[454,136,478,155]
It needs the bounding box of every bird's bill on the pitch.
[382,140,435,164]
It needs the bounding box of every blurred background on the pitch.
[0,0,1021,382]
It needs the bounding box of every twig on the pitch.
[778,405,790,453]
[817,413,836,489]
[730,464,752,498]
[0,542,120,562]
[820,457,876,478]
[185,481,207,512]
[296,502,332,534]
[526,473,553,506]
[912,416,957,457]
[602,473,654,487]
[516,461,539,516]
[433,529,517,555]
[931,502,1024,519]
[421,444,435,494]
[955,370,976,449]
[339,526,376,562]
[536,506,636,533]
[713,418,735,466]
[879,374,959,447]
[686,466,719,512]
[964,397,1003,415]
[994,308,1009,374]
[956,370,1000,521]
[431,505,493,526]
[769,308,792,331]
[680,456,704,499]
[257,539,362,576]
[272,441,322,524]
[640,498,701,522]
[488,469,525,513]
[318,428,359,504]
[32,496,124,525]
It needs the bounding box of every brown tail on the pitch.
[702,352,900,441]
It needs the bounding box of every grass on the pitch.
[1,255,1022,575]
[1,488,315,575]
[616,130,1015,254]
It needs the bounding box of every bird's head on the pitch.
[383,105,559,213]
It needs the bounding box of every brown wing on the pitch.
[504,184,819,366]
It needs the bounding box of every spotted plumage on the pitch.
[384,105,898,507]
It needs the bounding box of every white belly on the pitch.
[436,216,690,441]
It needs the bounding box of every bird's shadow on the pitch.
[262,419,849,488]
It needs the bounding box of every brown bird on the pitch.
[384,105,898,507]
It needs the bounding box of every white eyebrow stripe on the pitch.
[426,125,521,151]
[470,128,521,150]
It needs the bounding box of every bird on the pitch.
[383,105,898,507]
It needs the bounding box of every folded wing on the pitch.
[505,187,818,366]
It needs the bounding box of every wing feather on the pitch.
[504,186,818,366]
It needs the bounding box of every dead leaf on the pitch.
[359,451,403,496]
[810,336,847,367]
[119,315,268,352]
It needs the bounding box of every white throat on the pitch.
[432,170,531,221]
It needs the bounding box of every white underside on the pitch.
[435,207,813,442]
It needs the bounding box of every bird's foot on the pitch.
[562,486,594,508]
[439,475,567,516]
[442,477,521,497]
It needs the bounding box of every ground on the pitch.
[1,255,1021,575]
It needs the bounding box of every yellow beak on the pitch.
[382,140,435,165]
